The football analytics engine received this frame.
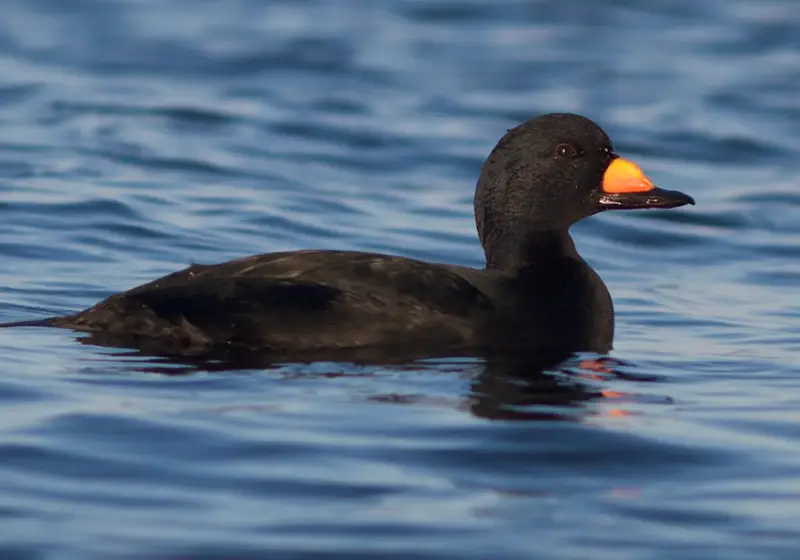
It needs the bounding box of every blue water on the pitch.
[0,0,799,557]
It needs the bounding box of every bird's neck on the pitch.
[484,229,579,271]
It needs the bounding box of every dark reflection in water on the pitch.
[467,355,666,421]
[74,333,667,423]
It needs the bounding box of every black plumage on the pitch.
[2,113,694,357]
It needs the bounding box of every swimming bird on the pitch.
[2,113,694,357]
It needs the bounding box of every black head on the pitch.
[474,113,694,269]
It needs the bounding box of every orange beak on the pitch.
[602,158,656,194]
[597,156,694,210]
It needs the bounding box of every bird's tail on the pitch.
[0,317,58,328]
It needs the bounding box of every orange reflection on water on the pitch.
[605,408,633,418]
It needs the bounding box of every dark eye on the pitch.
[555,144,578,158]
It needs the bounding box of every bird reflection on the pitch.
[73,331,662,422]
[466,353,643,421]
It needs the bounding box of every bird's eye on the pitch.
[555,144,578,158]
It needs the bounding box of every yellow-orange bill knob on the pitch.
[602,158,655,193]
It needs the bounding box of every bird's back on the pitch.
[50,250,496,353]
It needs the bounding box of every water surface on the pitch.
[0,0,799,558]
